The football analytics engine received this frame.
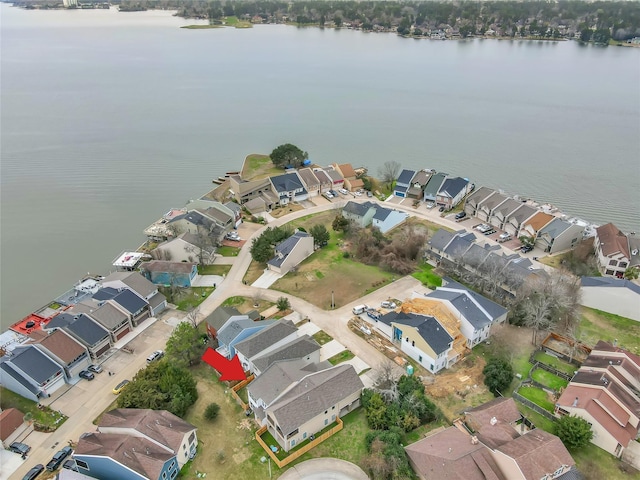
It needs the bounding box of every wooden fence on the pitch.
[230,374,254,411]
[512,391,558,422]
[255,418,344,468]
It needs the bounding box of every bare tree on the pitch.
[378,161,402,185]
[186,306,201,328]
[373,361,400,403]
[184,231,216,265]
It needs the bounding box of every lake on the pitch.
[1,5,639,329]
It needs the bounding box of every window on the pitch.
[171,471,178,479]
[188,432,195,444]
[411,340,415,347]
[324,419,328,426]
[405,337,409,342]
[332,414,336,422]
[169,461,176,470]
[303,432,307,439]
[430,364,434,371]
[324,410,328,414]
[619,262,628,268]
[163,472,167,480]
[419,355,422,362]
[332,406,335,410]
[76,460,89,470]
[609,259,618,266]
[291,440,296,447]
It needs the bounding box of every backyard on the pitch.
[241,153,282,180]
[577,307,640,352]
[159,286,215,311]
[221,295,274,314]
[0,387,67,430]
[198,264,231,276]
[412,262,442,288]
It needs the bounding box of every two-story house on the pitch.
[476,191,510,222]
[422,173,447,203]
[297,168,321,197]
[394,169,416,198]
[233,320,299,374]
[594,223,632,277]
[270,172,308,206]
[216,318,276,360]
[45,312,112,359]
[463,186,496,217]
[100,272,167,318]
[436,177,470,210]
[332,163,364,191]
[342,201,377,228]
[488,198,522,230]
[266,231,314,275]
[503,204,538,238]
[535,218,584,254]
[406,170,432,199]
[0,345,66,401]
[27,329,91,380]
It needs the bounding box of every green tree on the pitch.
[276,296,290,311]
[250,237,274,263]
[555,415,593,449]
[310,224,330,247]
[624,267,639,280]
[269,143,308,168]
[332,214,350,232]
[165,322,206,368]
[117,362,198,417]
[204,402,221,421]
[334,16,342,27]
[483,357,514,396]
[364,391,388,430]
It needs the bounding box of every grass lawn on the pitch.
[223,15,253,28]
[312,330,333,346]
[412,262,442,288]
[173,287,215,311]
[515,403,556,433]
[578,307,640,353]
[198,264,231,276]
[217,246,241,257]
[517,385,555,412]
[242,153,281,180]
[533,351,577,376]
[327,350,355,365]
[571,442,640,480]
[221,295,273,314]
[181,24,223,29]
[0,387,67,429]
[531,368,569,391]
[243,261,266,285]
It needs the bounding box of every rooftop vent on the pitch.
[572,397,579,407]
[471,436,479,445]
[490,417,497,426]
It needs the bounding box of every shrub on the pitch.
[555,415,593,449]
[204,402,220,421]
[483,357,514,396]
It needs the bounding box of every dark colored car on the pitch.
[79,370,95,380]
[521,245,534,253]
[9,442,31,455]
[439,206,445,212]
[22,464,44,480]
[46,446,73,471]
[62,459,77,470]
[455,211,466,219]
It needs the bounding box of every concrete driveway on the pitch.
[319,339,347,361]
[252,269,283,288]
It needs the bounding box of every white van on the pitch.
[352,305,367,315]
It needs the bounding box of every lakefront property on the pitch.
[1,147,639,480]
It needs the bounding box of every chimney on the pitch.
[490,417,497,426]
[572,397,579,407]
[471,436,479,445]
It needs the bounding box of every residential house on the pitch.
[503,204,538,238]
[332,163,363,191]
[628,234,640,270]
[74,433,178,480]
[425,229,476,263]
[476,192,510,222]
[267,231,314,274]
[228,175,277,208]
[535,218,584,254]
[297,168,321,197]
[324,166,345,188]
[216,318,275,360]
[311,168,333,194]
[270,172,308,206]
[28,328,91,379]
[251,335,321,376]
[98,409,198,468]
[45,313,112,359]
[342,201,376,228]
[406,170,431,199]
[167,210,216,237]
[264,364,364,452]
[422,172,447,203]
[426,279,508,348]
[0,408,28,448]
[247,358,332,422]
[378,311,454,373]
[556,341,640,458]
[83,302,132,343]
[464,186,497,217]
[143,208,187,242]
[372,206,408,233]
[107,288,151,327]
[140,261,198,288]
[406,398,577,480]
[233,320,299,373]
[580,277,640,322]
[394,169,416,198]
[223,201,243,228]
[100,272,166,317]
[153,233,216,265]
[0,345,66,401]
[520,212,555,240]
[197,206,234,234]
[489,198,523,230]
[204,306,259,339]
[436,177,470,210]
[594,223,632,277]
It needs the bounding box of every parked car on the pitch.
[323,192,333,200]
[112,379,130,395]
[521,245,534,253]
[62,459,77,471]
[146,350,164,363]
[330,190,338,197]
[475,224,492,233]
[87,364,103,374]
[426,202,435,209]
[339,188,348,195]
[498,233,511,242]
[439,206,445,212]
[367,191,373,197]
[455,211,466,220]
[22,464,44,480]
[381,301,397,309]
[46,446,73,471]
[79,370,95,381]
[483,229,496,236]
[9,442,31,455]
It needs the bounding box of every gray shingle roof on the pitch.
[111,289,148,315]
[64,314,110,346]
[508,204,538,224]
[7,345,62,384]
[493,198,522,218]
[581,276,640,295]
[397,169,416,185]
[88,303,129,330]
[443,235,474,261]
[438,177,468,199]
[0,362,40,395]
[428,283,506,330]
[234,320,297,360]
[423,173,447,197]
[267,232,311,268]
[325,169,343,183]
[439,279,508,321]
[267,364,363,436]
[114,272,157,299]
[538,218,573,237]
[170,210,212,229]
[391,314,453,355]
[92,287,119,301]
[343,201,375,217]
[297,168,320,188]
[248,359,331,407]
[270,173,304,193]
[252,335,321,373]
[428,229,457,252]
[465,186,496,207]
[217,318,275,349]
[394,185,408,193]
[373,206,392,221]
[205,306,242,332]
[462,243,500,269]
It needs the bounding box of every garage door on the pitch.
[134,312,150,326]
[95,344,110,358]
[116,327,130,340]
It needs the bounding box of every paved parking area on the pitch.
[319,339,347,361]
[297,321,320,337]
[342,356,370,374]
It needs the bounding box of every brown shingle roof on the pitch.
[141,260,196,274]
[297,168,320,188]
[33,329,86,364]
[524,212,555,232]
[337,163,357,178]
[0,408,25,441]
[464,397,522,449]
[99,409,196,453]
[596,223,630,258]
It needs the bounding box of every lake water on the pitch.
[1,5,639,329]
